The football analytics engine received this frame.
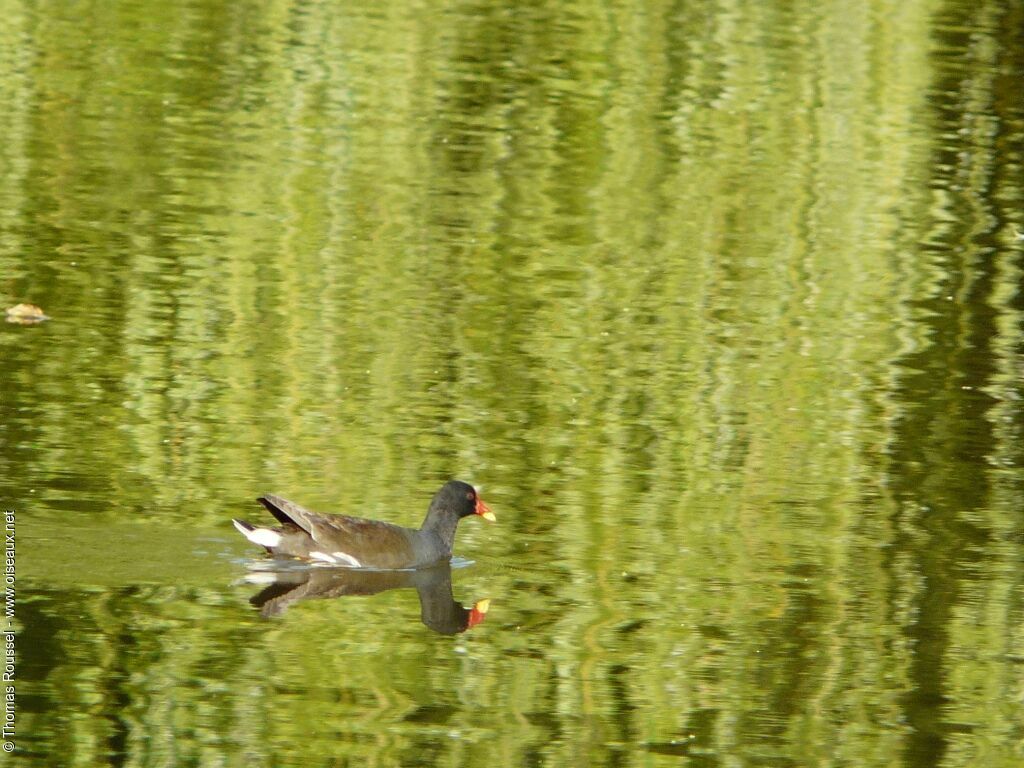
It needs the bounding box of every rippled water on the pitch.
[2,0,1023,765]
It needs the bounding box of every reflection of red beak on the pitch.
[476,497,496,521]
[467,598,491,629]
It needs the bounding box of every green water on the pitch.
[2,0,1023,765]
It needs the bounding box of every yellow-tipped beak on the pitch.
[476,497,496,521]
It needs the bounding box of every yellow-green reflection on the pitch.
[2,0,1023,765]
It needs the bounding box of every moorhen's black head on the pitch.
[429,480,495,521]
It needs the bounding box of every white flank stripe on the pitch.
[309,551,337,563]
[331,552,362,567]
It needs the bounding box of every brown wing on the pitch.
[305,514,417,568]
[258,494,417,568]
[258,494,319,530]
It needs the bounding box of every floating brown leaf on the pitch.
[5,303,49,324]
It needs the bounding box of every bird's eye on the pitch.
[466,490,475,501]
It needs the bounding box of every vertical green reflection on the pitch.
[1,0,1022,765]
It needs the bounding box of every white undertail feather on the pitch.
[233,519,282,548]
[242,572,281,585]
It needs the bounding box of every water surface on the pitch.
[2,0,1023,765]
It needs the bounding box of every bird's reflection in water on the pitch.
[242,560,490,635]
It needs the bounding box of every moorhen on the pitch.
[232,480,495,569]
